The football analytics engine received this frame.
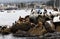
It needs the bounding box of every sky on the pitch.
[0,0,49,3]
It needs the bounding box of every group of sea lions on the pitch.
[0,8,57,36]
[10,14,55,36]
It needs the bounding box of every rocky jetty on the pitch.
[0,14,59,37]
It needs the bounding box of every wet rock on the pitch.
[38,32,60,39]
[13,30,31,37]
[1,28,11,35]
[28,27,47,36]
[13,30,26,37]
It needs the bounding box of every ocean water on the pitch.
[0,34,38,39]
[0,10,31,26]
[0,32,60,39]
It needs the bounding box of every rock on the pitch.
[28,24,47,36]
[1,28,11,35]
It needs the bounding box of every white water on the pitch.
[0,10,31,26]
[0,34,37,39]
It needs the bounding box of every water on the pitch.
[0,10,31,26]
[0,34,23,39]
[0,32,60,39]
[0,34,38,39]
